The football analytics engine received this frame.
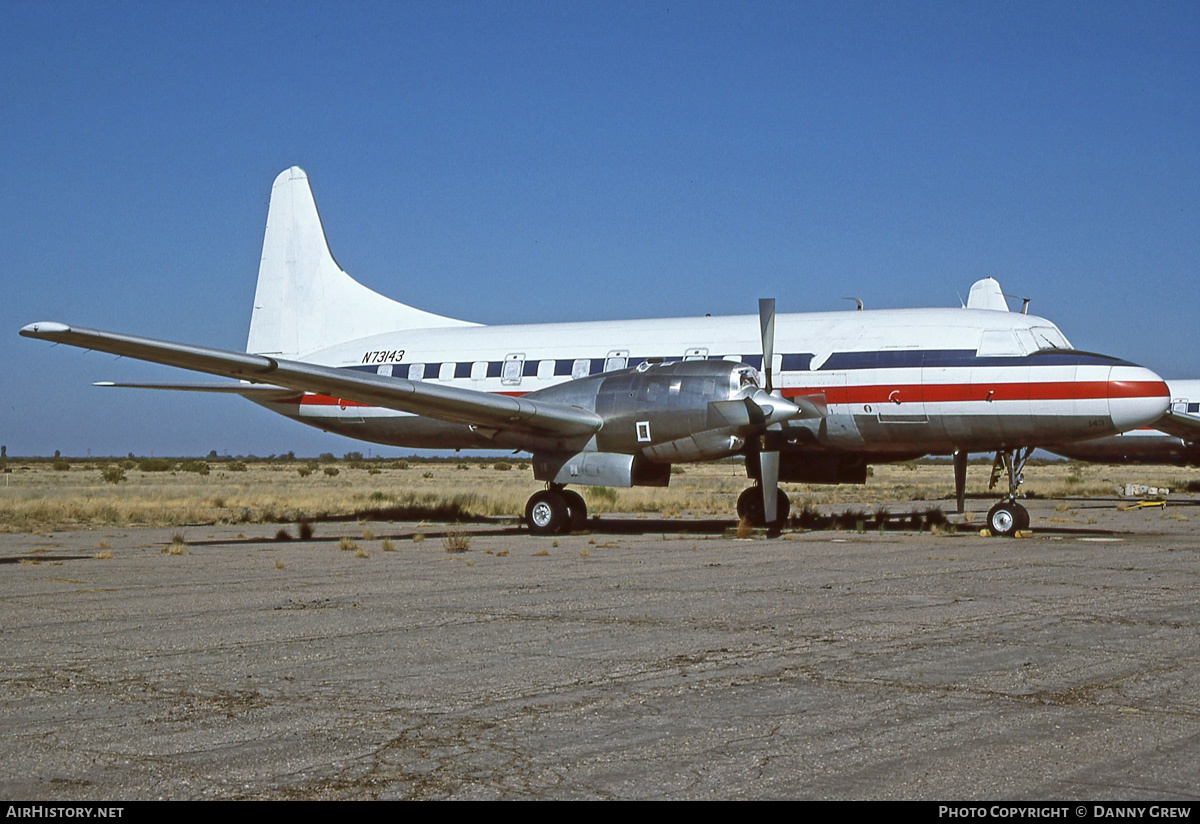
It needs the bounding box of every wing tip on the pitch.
[20,321,71,338]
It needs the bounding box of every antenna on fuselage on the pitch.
[841,297,864,310]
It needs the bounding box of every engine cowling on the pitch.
[527,359,777,461]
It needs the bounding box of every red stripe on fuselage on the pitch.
[781,380,1168,405]
[278,380,1168,410]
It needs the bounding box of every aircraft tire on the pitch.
[560,489,588,533]
[1014,502,1030,531]
[737,487,790,527]
[986,501,1024,537]
[526,490,568,536]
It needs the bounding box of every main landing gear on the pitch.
[985,447,1033,536]
[524,486,588,535]
[736,485,791,527]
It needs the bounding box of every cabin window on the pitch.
[684,347,708,361]
[407,363,425,381]
[636,421,651,442]
[571,359,591,379]
[537,359,555,380]
[376,364,393,377]
[471,361,488,381]
[438,362,455,381]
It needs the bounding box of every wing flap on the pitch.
[22,322,602,438]
[1152,410,1200,443]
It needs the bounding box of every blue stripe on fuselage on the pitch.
[340,348,1129,379]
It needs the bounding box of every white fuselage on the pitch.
[256,305,1166,457]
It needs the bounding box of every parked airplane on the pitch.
[21,168,1174,536]
[1047,380,1200,465]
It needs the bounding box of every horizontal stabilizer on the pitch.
[22,322,602,439]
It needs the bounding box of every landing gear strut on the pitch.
[524,485,588,535]
[985,447,1032,536]
[736,485,790,527]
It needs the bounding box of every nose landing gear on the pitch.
[986,447,1032,536]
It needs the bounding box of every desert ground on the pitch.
[2,457,1198,799]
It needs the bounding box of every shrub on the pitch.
[492,461,512,471]
[297,466,312,477]
[138,458,173,472]
[100,465,127,484]
[323,466,340,477]
[178,460,210,475]
[52,459,71,471]
[226,461,247,472]
[443,528,470,553]
[585,486,618,504]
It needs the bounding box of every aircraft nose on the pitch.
[1107,365,1169,433]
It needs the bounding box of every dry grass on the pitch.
[0,457,1196,534]
[443,527,470,553]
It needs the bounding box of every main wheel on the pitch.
[560,489,588,533]
[526,490,568,536]
[987,501,1026,537]
[1014,502,1030,530]
[736,487,790,527]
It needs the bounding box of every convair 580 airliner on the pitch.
[21,167,1176,536]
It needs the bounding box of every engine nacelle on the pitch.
[527,359,764,461]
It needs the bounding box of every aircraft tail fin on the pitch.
[246,167,476,357]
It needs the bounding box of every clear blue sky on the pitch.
[3,1,1197,457]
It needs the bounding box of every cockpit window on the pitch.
[1029,326,1070,350]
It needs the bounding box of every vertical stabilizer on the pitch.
[246,167,477,357]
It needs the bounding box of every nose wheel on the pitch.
[986,500,1029,536]
[525,487,589,535]
[986,447,1033,536]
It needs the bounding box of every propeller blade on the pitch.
[758,298,775,393]
[760,446,780,523]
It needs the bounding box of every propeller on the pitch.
[707,298,824,526]
[757,298,783,524]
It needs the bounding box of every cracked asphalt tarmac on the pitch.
[2,501,1197,799]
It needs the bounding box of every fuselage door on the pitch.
[502,354,525,386]
[604,350,629,372]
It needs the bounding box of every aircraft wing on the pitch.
[95,381,295,396]
[1152,409,1200,443]
[20,322,603,438]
